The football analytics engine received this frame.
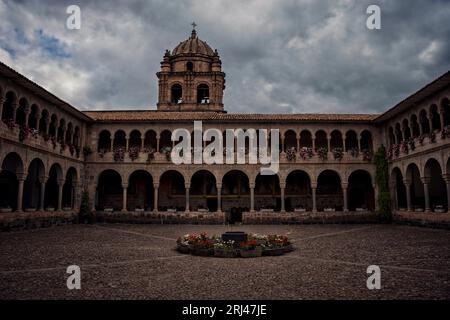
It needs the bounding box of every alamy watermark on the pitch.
[171,121,280,175]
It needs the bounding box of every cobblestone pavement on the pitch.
[0,223,449,300]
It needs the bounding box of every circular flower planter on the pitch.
[176,244,190,254]
[240,247,262,258]
[262,247,285,256]
[191,248,214,256]
[214,249,237,258]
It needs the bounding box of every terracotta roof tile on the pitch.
[83,111,378,122]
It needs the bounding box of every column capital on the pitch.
[185,183,191,189]
[249,183,255,189]
[403,178,412,186]
[216,183,222,189]
[279,183,286,189]
[442,173,450,183]
[311,182,317,189]
[153,183,159,189]
[122,183,128,189]
[17,173,27,182]
[38,175,49,184]
[420,176,431,184]
[341,182,348,189]
[57,178,66,186]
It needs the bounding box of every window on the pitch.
[171,84,182,104]
[186,61,194,71]
[197,84,209,104]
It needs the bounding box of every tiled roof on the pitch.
[83,110,379,122]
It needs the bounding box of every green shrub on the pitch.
[374,145,392,222]
[79,190,94,224]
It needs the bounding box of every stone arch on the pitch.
[65,122,73,145]
[419,109,430,134]
[129,129,142,150]
[128,170,154,211]
[402,119,411,140]
[39,109,49,135]
[254,173,281,211]
[285,170,312,211]
[113,130,126,150]
[317,170,342,211]
[330,130,343,150]
[73,126,80,148]
[221,170,250,215]
[300,130,312,148]
[410,114,420,138]
[0,152,24,211]
[424,158,447,211]
[197,83,210,104]
[395,122,403,143]
[23,158,45,210]
[98,130,112,152]
[28,104,39,129]
[49,114,58,137]
[430,104,441,131]
[405,163,423,210]
[315,130,328,150]
[348,170,374,211]
[345,130,358,151]
[360,130,373,151]
[45,163,63,210]
[57,118,66,143]
[388,126,395,145]
[1,91,18,122]
[62,167,77,209]
[190,170,217,211]
[159,130,172,151]
[15,97,29,126]
[96,169,123,211]
[159,170,185,211]
[171,83,183,104]
[144,130,157,150]
[284,130,297,152]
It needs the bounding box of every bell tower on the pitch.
[156,24,226,112]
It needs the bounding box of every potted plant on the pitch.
[362,149,373,162]
[113,147,125,162]
[299,147,313,160]
[128,146,140,161]
[285,147,296,161]
[332,147,343,160]
[349,147,359,158]
[317,147,328,161]
[176,234,192,254]
[239,240,262,258]
[191,239,215,256]
[213,240,236,258]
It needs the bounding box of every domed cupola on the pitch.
[156,24,226,112]
[172,29,215,57]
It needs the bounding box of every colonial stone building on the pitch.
[1,28,450,227]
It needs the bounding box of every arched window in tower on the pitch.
[171,84,183,104]
[197,84,210,104]
[186,61,194,71]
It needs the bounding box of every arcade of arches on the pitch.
[91,167,376,220]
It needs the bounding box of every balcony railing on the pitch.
[0,122,82,160]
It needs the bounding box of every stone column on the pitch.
[296,135,300,152]
[185,184,190,212]
[421,177,431,212]
[327,135,331,151]
[311,182,317,213]
[35,112,42,132]
[342,183,348,212]
[72,182,79,209]
[312,138,316,151]
[217,183,222,213]
[280,136,285,153]
[122,184,128,212]
[443,174,450,213]
[250,183,255,212]
[358,136,362,151]
[343,138,347,152]
[373,184,379,212]
[125,135,130,151]
[110,137,114,152]
[45,118,50,135]
[57,179,65,211]
[403,179,412,211]
[439,109,445,130]
[156,135,161,152]
[11,102,18,122]
[16,174,26,212]
[153,183,159,212]
[39,176,48,211]
[280,183,286,213]
[24,108,30,127]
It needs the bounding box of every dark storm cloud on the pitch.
[0,0,449,114]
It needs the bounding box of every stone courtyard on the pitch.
[0,223,449,300]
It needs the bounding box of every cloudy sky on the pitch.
[0,0,449,114]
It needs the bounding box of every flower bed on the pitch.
[175,232,294,258]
